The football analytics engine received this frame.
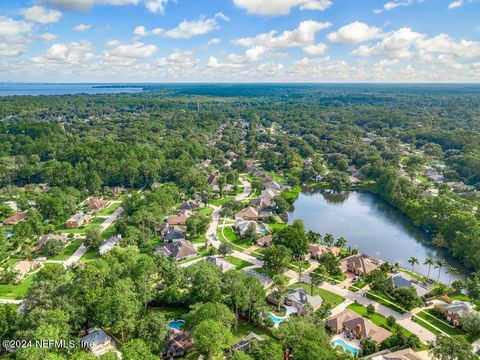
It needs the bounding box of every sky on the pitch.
[0,0,479,83]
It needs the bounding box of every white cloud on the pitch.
[105,41,157,59]
[39,33,57,41]
[38,0,97,12]
[133,25,163,37]
[303,43,327,55]
[233,0,332,16]
[234,20,331,49]
[374,0,424,13]
[144,0,169,14]
[157,50,198,66]
[416,34,480,58]
[448,0,464,8]
[352,27,423,58]
[22,6,62,24]
[208,38,221,45]
[38,0,169,14]
[227,45,271,63]
[328,21,383,44]
[207,56,244,68]
[0,17,32,57]
[32,41,94,65]
[74,24,91,32]
[165,13,229,39]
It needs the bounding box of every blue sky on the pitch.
[0,0,479,82]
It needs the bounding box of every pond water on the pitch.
[288,191,469,283]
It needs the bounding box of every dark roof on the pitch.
[163,241,197,259]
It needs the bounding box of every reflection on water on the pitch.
[288,190,469,283]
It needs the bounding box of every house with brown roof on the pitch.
[249,196,272,210]
[157,224,187,242]
[340,254,383,275]
[167,210,192,225]
[12,259,44,281]
[327,309,392,346]
[309,244,341,259]
[163,331,194,359]
[87,197,111,211]
[435,301,477,327]
[156,240,198,261]
[3,212,27,225]
[66,212,92,228]
[256,234,272,247]
[176,199,203,211]
[235,206,259,221]
[372,348,424,360]
[34,233,68,252]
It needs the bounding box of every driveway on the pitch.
[235,176,252,201]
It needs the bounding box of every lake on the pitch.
[288,190,468,283]
[0,83,144,96]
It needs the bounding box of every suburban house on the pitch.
[327,309,392,346]
[3,211,27,225]
[12,259,44,281]
[207,174,219,186]
[205,256,235,273]
[87,197,111,211]
[285,288,323,315]
[350,176,362,186]
[99,234,122,256]
[340,254,383,275]
[308,244,341,259]
[156,240,198,261]
[435,301,477,327]
[391,274,413,289]
[425,169,444,183]
[231,332,264,353]
[249,196,272,210]
[234,219,262,238]
[167,210,192,225]
[66,212,92,228]
[177,199,203,211]
[265,181,282,192]
[163,331,194,359]
[372,348,423,360]
[256,234,272,247]
[261,189,279,200]
[81,328,116,357]
[157,224,187,242]
[235,206,259,221]
[34,233,68,252]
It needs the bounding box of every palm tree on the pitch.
[334,237,347,249]
[424,257,435,280]
[408,257,419,273]
[434,259,447,283]
[446,265,459,286]
[306,230,322,244]
[324,233,334,247]
[310,271,324,296]
[272,274,288,312]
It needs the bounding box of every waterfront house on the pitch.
[249,196,273,210]
[81,328,116,357]
[328,309,392,346]
[340,254,383,276]
[309,244,341,259]
[99,234,122,256]
[265,181,282,192]
[66,212,91,228]
[3,211,27,225]
[234,219,262,238]
[261,189,279,200]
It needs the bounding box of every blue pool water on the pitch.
[268,313,287,326]
[168,320,185,330]
[331,339,359,355]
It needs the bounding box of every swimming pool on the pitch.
[168,319,185,330]
[331,339,359,355]
[268,312,287,326]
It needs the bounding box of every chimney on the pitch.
[355,324,362,339]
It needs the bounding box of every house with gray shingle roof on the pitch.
[81,328,116,357]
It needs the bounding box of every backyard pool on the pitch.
[331,339,359,355]
[168,319,185,331]
[268,313,287,326]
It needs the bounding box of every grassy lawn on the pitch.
[96,202,121,216]
[366,291,407,314]
[177,246,210,265]
[49,238,83,260]
[281,185,302,203]
[58,217,105,235]
[416,310,465,337]
[100,223,117,240]
[223,226,253,249]
[210,196,235,207]
[289,282,345,309]
[255,268,289,282]
[349,278,369,292]
[0,273,35,299]
[197,206,214,216]
[225,255,254,270]
[232,320,275,342]
[79,247,100,263]
[149,306,189,320]
[266,171,287,183]
[288,261,311,271]
[347,303,414,338]
[268,223,287,231]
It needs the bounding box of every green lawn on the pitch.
[100,223,117,240]
[288,261,311,271]
[197,206,214,216]
[289,282,345,309]
[225,255,254,270]
[58,217,105,235]
[49,238,83,260]
[255,268,289,282]
[268,223,287,231]
[149,306,189,320]
[79,247,100,263]
[0,273,35,299]
[281,186,302,203]
[232,320,275,342]
[266,171,287,183]
[210,196,235,206]
[366,291,407,314]
[416,310,465,337]
[348,278,368,292]
[347,303,414,338]
[96,202,121,216]
[223,226,253,249]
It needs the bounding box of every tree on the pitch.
[309,271,324,296]
[263,245,292,275]
[306,230,322,244]
[392,287,422,310]
[85,226,101,249]
[187,261,223,304]
[334,237,347,249]
[323,233,334,247]
[41,239,64,257]
[272,222,308,260]
[186,214,210,240]
[367,304,376,317]
[360,338,377,356]
[451,280,465,293]
[122,339,157,360]
[250,339,284,360]
[194,320,233,359]
[424,257,435,280]
[408,257,419,273]
[317,252,341,276]
[185,302,236,331]
[231,352,253,360]
[272,274,289,312]
[459,312,480,337]
[446,265,460,285]
[386,315,397,328]
[218,242,233,256]
[434,259,447,283]
[136,312,169,353]
[430,335,477,360]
